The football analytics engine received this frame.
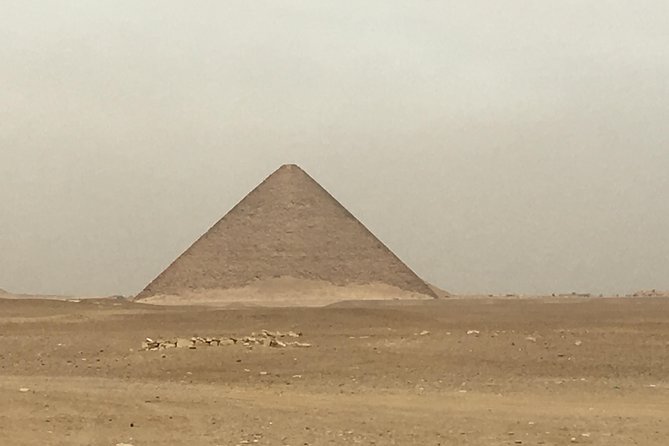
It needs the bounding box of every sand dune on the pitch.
[137,277,435,307]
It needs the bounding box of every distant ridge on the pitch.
[137,164,436,302]
[628,289,669,298]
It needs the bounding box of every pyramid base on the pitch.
[136,277,436,308]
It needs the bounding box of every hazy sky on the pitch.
[1,1,668,296]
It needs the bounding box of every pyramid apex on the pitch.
[271,164,309,178]
[278,163,303,170]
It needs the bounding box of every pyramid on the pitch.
[136,164,436,301]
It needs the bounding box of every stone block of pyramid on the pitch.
[136,164,436,302]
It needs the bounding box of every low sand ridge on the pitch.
[137,277,435,307]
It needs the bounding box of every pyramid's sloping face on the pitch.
[137,165,436,299]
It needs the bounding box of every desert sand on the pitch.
[1,295,667,446]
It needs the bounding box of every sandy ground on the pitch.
[0,296,667,445]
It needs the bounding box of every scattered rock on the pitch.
[269,338,287,348]
[142,330,310,351]
[419,330,430,336]
[466,330,480,336]
[176,338,193,348]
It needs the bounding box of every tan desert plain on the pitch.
[1,165,668,446]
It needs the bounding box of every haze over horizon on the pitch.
[1,2,668,297]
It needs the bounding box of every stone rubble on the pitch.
[141,330,310,351]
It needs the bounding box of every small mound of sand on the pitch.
[427,283,451,299]
[136,277,435,308]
